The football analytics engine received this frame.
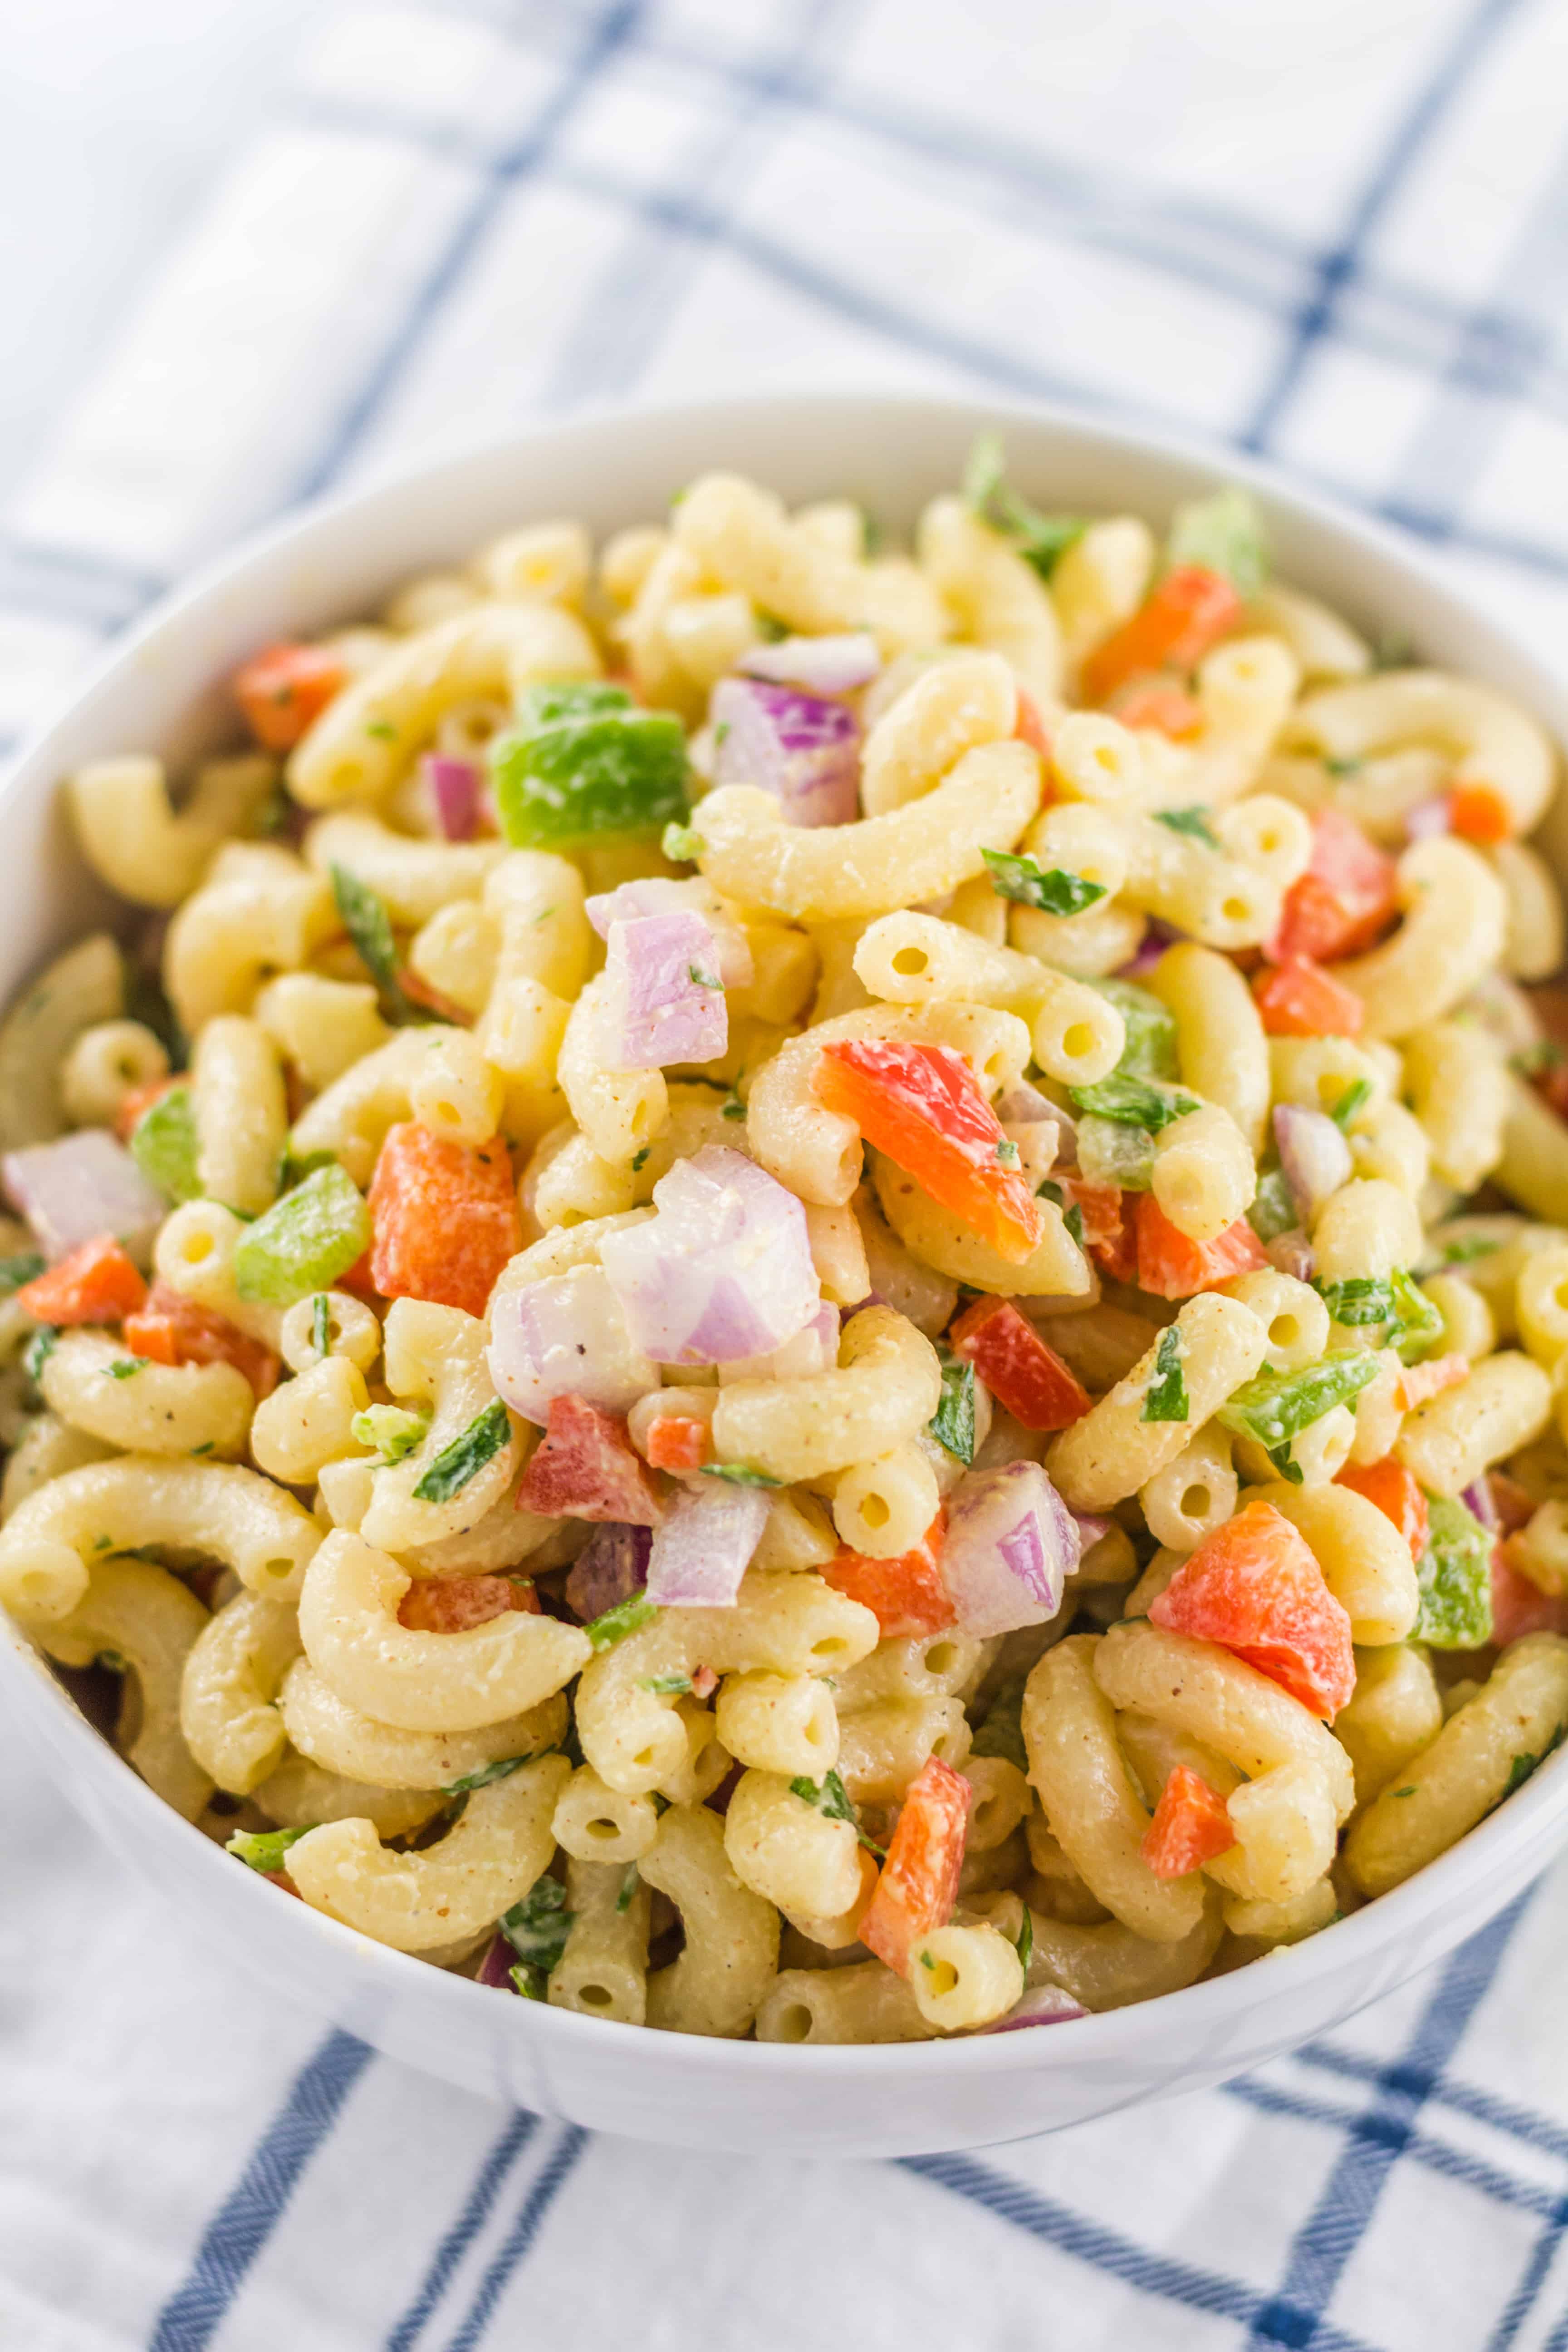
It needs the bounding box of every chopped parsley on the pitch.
[720,1091,746,1121]
[1068,1073,1200,1132]
[1013,1905,1033,1975]
[0,1251,44,1296]
[996,1137,1020,1168]
[330,863,416,1023]
[662,822,706,863]
[980,848,1107,916]
[929,1349,978,1465]
[631,1147,651,1171]
[688,964,721,990]
[105,1358,146,1381]
[1152,806,1220,848]
[615,1863,639,1914]
[312,1294,332,1357]
[1141,1322,1189,1423]
[411,1398,512,1501]
[227,1825,311,1873]
[585,1592,659,1651]
[24,1326,59,1383]
[961,434,1086,578]
[442,1753,535,1797]
[635,1671,693,1695]
[1329,1078,1372,1131]
[499,1873,574,1998]
[790,1768,885,1856]
[970,1678,1028,1773]
[699,1462,781,1488]
[1035,1178,1086,1249]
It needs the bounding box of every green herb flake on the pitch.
[1413,1492,1494,1649]
[190,1441,215,1457]
[615,1863,639,1914]
[720,1092,746,1121]
[442,1752,534,1797]
[636,1671,694,1696]
[1089,978,1180,1082]
[0,1251,44,1296]
[1247,1166,1299,1244]
[700,1463,781,1488]
[1141,1322,1189,1423]
[1392,1787,1417,1798]
[1387,1269,1444,1365]
[412,1397,512,1503]
[662,822,706,863]
[1313,1274,1396,1329]
[351,1402,433,1465]
[981,848,1107,917]
[971,1677,1029,1773]
[1035,1177,1087,1248]
[227,1824,311,1873]
[1441,1235,1503,1266]
[105,1358,146,1381]
[499,1872,575,1997]
[687,963,721,991]
[755,611,789,643]
[790,1768,884,1855]
[1504,1752,1542,1798]
[1014,1905,1034,1975]
[1166,486,1268,601]
[1152,805,1220,848]
[24,1326,59,1383]
[279,1147,340,1193]
[961,434,1086,579]
[1330,1078,1373,1132]
[311,1294,332,1357]
[234,1162,372,1306]
[1068,1073,1200,1132]
[929,1348,978,1465]
[365,720,398,741]
[1218,1352,1380,1460]
[129,1085,202,1204]
[919,1948,938,1972]
[330,862,413,1019]
[996,1137,1020,1168]
[631,1147,651,1171]
[586,1591,659,1651]
[1325,756,1364,779]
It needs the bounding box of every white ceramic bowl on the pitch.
[5,392,1568,2158]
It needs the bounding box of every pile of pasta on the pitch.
[4,451,1568,2046]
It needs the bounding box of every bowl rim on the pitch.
[6,382,1568,2078]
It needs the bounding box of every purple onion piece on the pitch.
[603,910,728,1071]
[1069,1511,1114,1561]
[1461,1477,1499,1534]
[645,1480,771,1607]
[566,1523,652,1622]
[710,677,859,828]
[1266,1228,1316,1282]
[3,1129,167,1265]
[980,1984,1088,2034]
[1272,1102,1352,1221]
[599,1147,820,1366]
[739,632,881,694]
[1114,919,1184,981]
[941,1460,1078,1637]
[422,754,481,841]
[487,1266,654,1426]
[584,881,752,985]
[995,1081,1057,1126]
[477,1934,518,1990]
[1404,794,1452,843]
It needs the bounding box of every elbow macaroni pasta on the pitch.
[7,453,1567,2042]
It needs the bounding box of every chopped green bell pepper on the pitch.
[233,1163,372,1305]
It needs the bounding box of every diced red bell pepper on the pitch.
[1270,810,1396,964]
[368,1123,520,1321]
[515,1394,664,1526]
[1013,689,1053,760]
[1058,1177,1122,1256]
[822,1511,955,1638]
[1334,1457,1428,1563]
[813,1041,1043,1265]
[17,1235,147,1327]
[123,1280,280,1400]
[398,1573,539,1632]
[949,1295,1091,1431]
[1140,1764,1236,1879]
[1135,1194,1267,1301]
[113,1074,178,1144]
[643,1414,711,1473]
[1492,1544,1568,1645]
[235,642,348,752]
[1150,1498,1355,1719]
[1109,681,1205,740]
[1393,1352,1469,1412]
[1253,956,1365,1039]
[1448,784,1513,846]
[859,1754,974,1979]
[1080,567,1242,705]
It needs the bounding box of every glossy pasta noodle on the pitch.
[4,452,1568,2044]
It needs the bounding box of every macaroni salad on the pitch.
[5,446,1568,2045]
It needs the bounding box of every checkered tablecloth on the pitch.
[6,5,1568,2346]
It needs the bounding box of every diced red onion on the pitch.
[995,1082,1057,1127]
[599,1147,820,1366]
[487,1265,657,1426]
[1272,1103,1352,1221]
[941,1460,1078,1637]
[565,1522,652,1622]
[1069,1511,1113,1559]
[980,1983,1088,2033]
[719,1300,839,1384]
[1404,794,1452,843]
[1461,1478,1499,1534]
[710,678,860,828]
[645,1478,771,1607]
[477,1934,518,1990]
[1114,919,1184,980]
[3,1129,167,1265]
[422,754,481,842]
[738,632,881,694]
[603,910,728,1071]
[1266,1228,1316,1281]
[585,880,752,987]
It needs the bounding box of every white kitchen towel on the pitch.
[4,4,1568,2347]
